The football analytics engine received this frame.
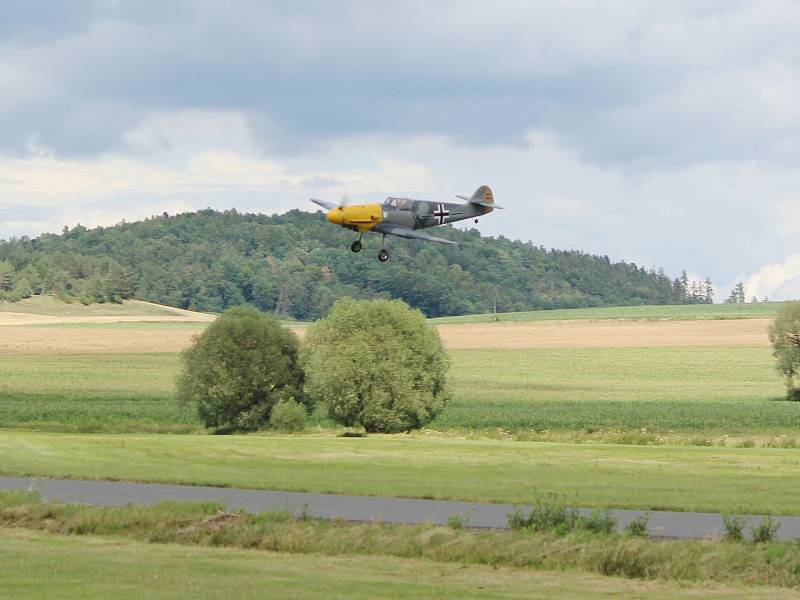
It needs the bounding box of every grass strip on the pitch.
[2,491,800,592]
[4,431,800,515]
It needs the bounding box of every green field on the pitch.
[0,354,196,432]
[430,302,784,323]
[2,346,794,436]
[0,296,185,317]
[3,494,800,597]
[4,431,800,514]
[5,529,793,600]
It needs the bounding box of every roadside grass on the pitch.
[7,530,795,600]
[2,493,800,596]
[430,302,784,324]
[4,432,800,515]
[2,346,795,437]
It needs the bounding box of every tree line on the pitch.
[0,209,713,318]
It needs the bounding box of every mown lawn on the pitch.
[4,431,800,515]
[4,529,794,600]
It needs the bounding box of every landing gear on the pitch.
[350,240,362,253]
[378,234,389,262]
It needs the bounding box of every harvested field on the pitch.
[0,317,771,354]
[436,318,772,349]
[0,325,204,355]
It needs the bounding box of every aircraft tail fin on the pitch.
[465,185,503,209]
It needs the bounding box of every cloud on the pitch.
[743,255,800,301]
[2,1,800,166]
[1,1,800,301]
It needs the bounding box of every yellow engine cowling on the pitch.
[327,203,383,231]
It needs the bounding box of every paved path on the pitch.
[2,476,799,541]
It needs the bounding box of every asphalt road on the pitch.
[2,475,799,541]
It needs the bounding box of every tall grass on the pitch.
[2,492,800,589]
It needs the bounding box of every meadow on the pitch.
[6,529,794,600]
[4,431,800,514]
[430,301,784,323]
[1,345,795,436]
[2,493,800,598]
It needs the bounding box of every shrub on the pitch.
[304,299,449,433]
[579,510,617,535]
[722,513,747,542]
[177,306,306,431]
[624,513,650,537]
[751,516,780,544]
[269,399,308,432]
[507,496,615,536]
[446,513,469,530]
[768,302,800,399]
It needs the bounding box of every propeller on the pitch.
[310,195,354,211]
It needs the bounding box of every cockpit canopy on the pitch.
[384,197,413,210]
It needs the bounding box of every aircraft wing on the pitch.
[372,223,457,245]
[310,198,338,210]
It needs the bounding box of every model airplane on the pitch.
[311,185,502,261]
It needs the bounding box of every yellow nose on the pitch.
[327,207,344,225]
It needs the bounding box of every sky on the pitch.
[1,1,799,300]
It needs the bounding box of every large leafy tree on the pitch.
[768,302,800,400]
[177,306,307,430]
[304,299,449,433]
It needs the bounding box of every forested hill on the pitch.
[0,209,708,319]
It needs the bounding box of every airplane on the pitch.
[310,185,503,262]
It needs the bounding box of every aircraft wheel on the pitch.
[378,249,389,262]
[350,240,362,253]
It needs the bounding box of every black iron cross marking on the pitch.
[433,204,449,225]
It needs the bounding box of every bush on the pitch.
[303,299,449,433]
[768,302,800,399]
[507,496,617,536]
[269,399,308,432]
[751,516,781,543]
[177,306,306,431]
[446,513,469,530]
[624,513,650,537]
[722,513,747,542]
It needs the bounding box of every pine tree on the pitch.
[0,260,14,292]
[680,271,690,301]
[735,282,746,303]
[704,277,714,304]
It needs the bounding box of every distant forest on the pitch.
[0,209,713,319]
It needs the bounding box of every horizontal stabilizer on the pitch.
[470,200,504,209]
[373,223,457,245]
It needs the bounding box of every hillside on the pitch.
[0,209,706,319]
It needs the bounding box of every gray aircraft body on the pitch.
[311,185,502,261]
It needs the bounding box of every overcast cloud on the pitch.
[1,0,799,299]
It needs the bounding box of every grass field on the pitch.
[2,346,794,436]
[0,296,185,317]
[430,302,785,323]
[3,494,800,596]
[5,529,794,600]
[0,354,196,432]
[4,431,800,514]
